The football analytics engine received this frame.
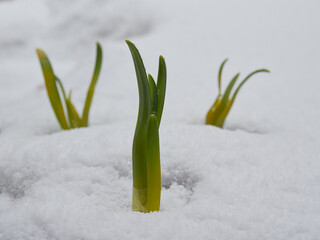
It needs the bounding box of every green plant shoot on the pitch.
[126,40,166,212]
[36,42,103,130]
[206,59,270,128]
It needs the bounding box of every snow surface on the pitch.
[1,0,320,239]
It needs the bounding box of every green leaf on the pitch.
[55,76,73,128]
[217,69,270,127]
[219,73,240,111]
[146,114,161,212]
[126,40,151,195]
[148,74,158,115]
[55,76,68,102]
[205,96,222,125]
[218,58,228,96]
[156,56,167,126]
[230,69,270,104]
[36,49,69,130]
[212,73,240,127]
[81,42,103,127]
[66,91,82,128]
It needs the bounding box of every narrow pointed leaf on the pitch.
[214,100,233,128]
[231,69,270,103]
[36,49,69,130]
[218,58,228,96]
[81,42,103,127]
[156,56,167,125]
[220,73,240,109]
[207,59,228,125]
[55,76,68,102]
[55,77,73,128]
[205,96,221,125]
[66,91,82,128]
[219,69,270,122]
[211,73,240,127]
[148,74,158,115]
[146,114,161,212]
[126,40,151,196]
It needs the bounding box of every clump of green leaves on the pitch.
[36,43,103,130]
[126,40,166,212]
[206,59,270,128]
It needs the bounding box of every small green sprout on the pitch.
[206,59,270,128]
[126,40,166,212]
[36,43,103,130]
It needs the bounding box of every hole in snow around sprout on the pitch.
[189,119,268,135]
[161,165,200,205]
[225,123,268,134]
[111,156,131,179]
[0,168,38,199]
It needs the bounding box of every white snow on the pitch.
[1,0,320,239]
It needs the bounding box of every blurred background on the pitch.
[0,0,319,134]
[1,2,320,239]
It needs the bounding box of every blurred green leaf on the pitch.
[212,73,239,127]
[230,69,270,104]
[36,49,69,130]
[218,58,228,96]
[206,59,269,128]
[81,42,103,127]
[37,43,103,130]
[66,91,82,128]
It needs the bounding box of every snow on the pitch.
[1,0,320,239]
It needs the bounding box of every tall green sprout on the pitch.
[206,59,270,128]
[126,40,166,212]
[36,43,103,130]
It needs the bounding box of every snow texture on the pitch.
[1,0,320,239]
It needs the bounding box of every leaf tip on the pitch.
[159,55,165,61]
[221,58,229,66]
[255,68,271,74]
[96,42,102,51]
[125,40,133,45]
[36,48,45,58]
